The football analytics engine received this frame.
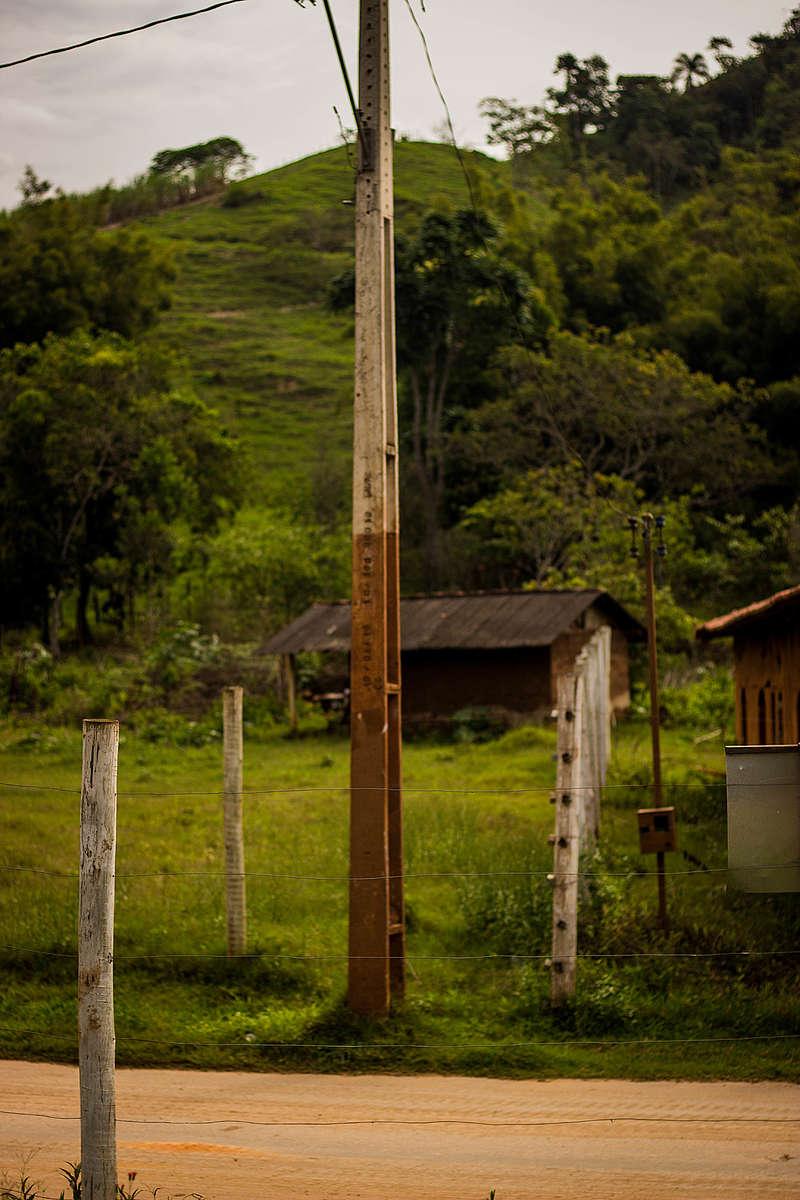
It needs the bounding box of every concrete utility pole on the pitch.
[348,0,405,1016]
[641,515,668,931]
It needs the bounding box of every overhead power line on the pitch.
[0,0,251,70]
[401,0,478,213]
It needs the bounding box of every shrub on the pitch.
[658,664,736,734]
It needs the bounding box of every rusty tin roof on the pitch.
[262,589,644,655]
[696,582,800,640]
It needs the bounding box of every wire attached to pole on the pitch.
[319,0,371,170]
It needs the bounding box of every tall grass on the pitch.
[0,717,797,1080]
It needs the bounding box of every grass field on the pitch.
[1,714,797,1081]
[130,141,519,511]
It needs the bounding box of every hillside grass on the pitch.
[0,715,797,1081]
[132,141,512,509]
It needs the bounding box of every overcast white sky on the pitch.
[0,0,794,210]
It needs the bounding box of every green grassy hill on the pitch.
[137,141,511,507]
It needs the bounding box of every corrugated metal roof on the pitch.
[696,583,800,640]
[262,590,644,655]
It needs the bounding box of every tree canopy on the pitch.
[0,190,174,349]
[149,137,252,183]
[332,207,553,587]
[0,333,243,651]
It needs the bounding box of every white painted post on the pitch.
[79,719,118,1200]
[598,626,612,779]
[549,628,613,1004]
[222,686,246,956]
[582,640,599,848]
[551,670,584,1004]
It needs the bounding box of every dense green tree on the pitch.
[456,464,798,631]
[176,508,349,639]
[451,332,772,517]
[0,189,174,348]
[17,165,51,205]
[654,148,800,389]
[0,333,242,650]
[543,173,667,330]
[149,137,252,184]
[331,208,553,587]
[546,53,614,158]
[478,98,555,157]
[480,10,800,198]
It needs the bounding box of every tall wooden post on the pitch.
[551,672,583,1005]
[222,686,246,956]
[642,517,668,930]
[282,653,298,734]
[79,719,118,1200]
[348,0,404,1016]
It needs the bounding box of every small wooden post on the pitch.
[222,686,246,956]
[598,626,612,780]
[283,653,298,734]
[551,671,584,1005]
[595,626,612,839]
[79,719,118,1200]
[582,634,607,847]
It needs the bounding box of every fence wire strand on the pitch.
[0,861,794,881]
[1,1106,797,1129]
[0,1023,797,1050]
[0,778,741,797]
[1,941,797,963]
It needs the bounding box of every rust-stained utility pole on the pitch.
[641,514,668,930]
[348,0,404,1016]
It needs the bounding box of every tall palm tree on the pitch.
[670,52,710,91]
[707,36,735,71]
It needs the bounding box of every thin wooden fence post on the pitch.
[222,686,246,956]
[282,653,297,734]
[597,626,611,837]
[79,719,118,1200]
[551,670,584,1005]
[582,640,599,848]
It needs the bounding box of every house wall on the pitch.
[401,647,552,721]
[550,623,631,713]
[401,622,632,723]
[734,617,800,745]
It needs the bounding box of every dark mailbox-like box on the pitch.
[637,806,677,854]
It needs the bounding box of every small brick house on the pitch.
[696,583,800,745]
[262,589,644,725]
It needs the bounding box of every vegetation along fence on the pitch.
[0,681,799,1197]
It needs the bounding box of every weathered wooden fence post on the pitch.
[550,669,583,1005]
[79,719,118,1200]
[222,686,246,956]
[281,653,298,734]
[598,626,612,780]
[582,639,600,848]
[550,627,613,1005]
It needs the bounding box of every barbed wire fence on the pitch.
[1,700,798,1196]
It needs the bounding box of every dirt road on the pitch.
[1,1061,798,1199]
